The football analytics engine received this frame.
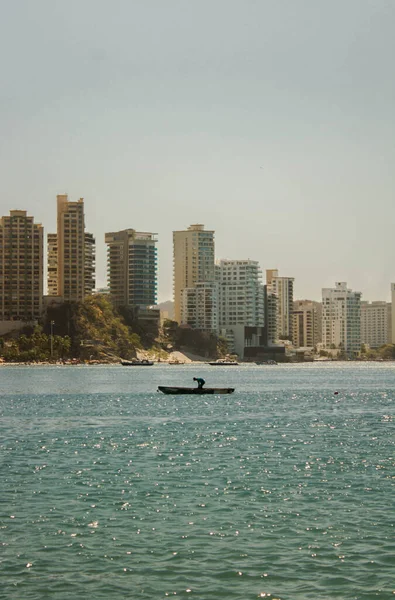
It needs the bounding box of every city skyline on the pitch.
[1,1,395,303]
[3,198,395,305]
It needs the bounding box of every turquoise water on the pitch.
[1,363,394,599]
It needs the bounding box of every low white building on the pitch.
[322,282,361,357]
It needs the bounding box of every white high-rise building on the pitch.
[322,282,361,356]
[266,269,294,339]
[360,301,391,348]
[216,259,264,329]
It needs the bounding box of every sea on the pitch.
[0,363,394,600]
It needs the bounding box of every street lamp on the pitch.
[50,320,55,358]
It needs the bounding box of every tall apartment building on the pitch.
[322,282,361,356]
[292,300,322,348]
[360,301,391,348]
[84,232,96,297]
[266,269,294,339]
[105,229,158,308]
[173,224,215,324]
[47,233,58,296]
[48,231,95,298]
[264,284,278,346]
[216,259,264,328]
[48,195,95,301]
[181,281,219,332]
[0,210,43,321]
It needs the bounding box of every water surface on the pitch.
[1,364,394,599]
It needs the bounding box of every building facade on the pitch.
[105,229,158,308]
[266,269,294,339]
[0,210,43,321]
[360,301,391,348]
[173,224,215,324]
[322,282,361,356]
[391,284,395,344]
[47,232,58,296]
[292,300,322,348]
[264,284,278,346]
[216,259,264,329]
[180,281,219,332]
[84,232,96,297]
[50,194,95,301]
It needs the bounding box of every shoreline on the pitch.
[0,359,394,366]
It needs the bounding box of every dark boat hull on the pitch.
[208,362,239,366]
[158,386,235,395]
[121,360,154,366]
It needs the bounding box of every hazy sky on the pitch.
[1,0,394,302]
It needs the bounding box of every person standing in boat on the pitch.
[193,377,205,389]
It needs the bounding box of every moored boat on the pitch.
[158,386,235,395]
[121,359,154,366]
[208,359,239,366]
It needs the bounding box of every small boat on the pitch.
[208,359,239,366]
[121,359,154,366]
[255,360,277,365]
[158,386,235,395]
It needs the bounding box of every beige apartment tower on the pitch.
[360,300,391,348]
[48,195,95,301]
[292,300,322,348]
[173,224,215,324]
[266,269,295,339]
[47,233,58,296]
[47,231,95,298]
[0,210,43,321]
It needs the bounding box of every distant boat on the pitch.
[158,386,235,395]
[121,359,154,366]
[208,359,239,366]
[255,360,277,365]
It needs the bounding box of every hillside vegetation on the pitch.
[0,296,227,363]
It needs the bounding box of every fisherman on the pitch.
[193,377,205,389]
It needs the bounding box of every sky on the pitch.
[0,0,394,303]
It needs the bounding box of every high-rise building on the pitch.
[49,194,95,302]
[322,282,361,356]
[47,233,58,296]
[47,196,95,300]
[216,259,264,328]
[264,284,278,346]
[292,300,322,348]
[173,224,215,324]
[105,229,158,308]
[360,301,391,348]
[0,210,43,321]
[266,269,294,339]
[181,281,219,332]
[84,232,96,296]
